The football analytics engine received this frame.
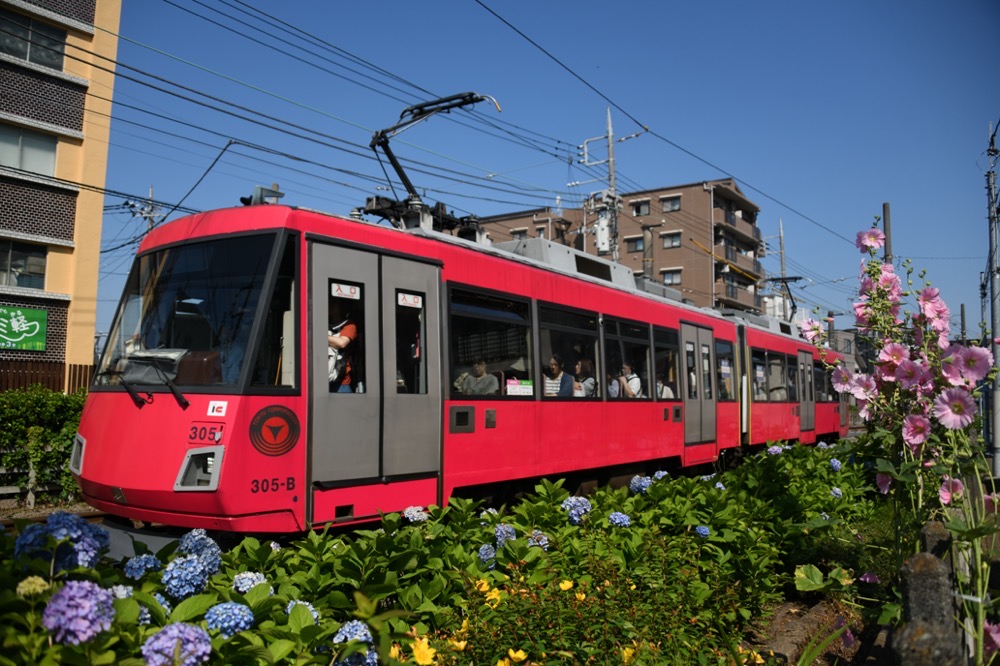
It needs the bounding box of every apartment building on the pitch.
[0,0,120,391]
[479,178,766,312]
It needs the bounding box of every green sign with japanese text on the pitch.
[0,306,46,351]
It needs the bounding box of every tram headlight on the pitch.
[174,445,224,492]
[69,434,85,475]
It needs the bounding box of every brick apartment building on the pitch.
[479,178,766,313]
[0,0,120,392]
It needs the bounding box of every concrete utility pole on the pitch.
[986,123,1000,474]
[779,219,788,320]
[882,202,893,265]
[578,110,624,263]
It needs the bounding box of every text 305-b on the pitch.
[250,477,296,493]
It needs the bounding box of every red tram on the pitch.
[72,203,848,533]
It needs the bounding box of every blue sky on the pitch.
[97,0,1000,339]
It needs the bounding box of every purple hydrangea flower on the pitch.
[286,599,320,623]
[714,482,726,491]
[494,523,516,548]
[123,553,162,580]
[162,554,211,600]
[527,529,549,550]
[41,580,114,645]
[333,620,378,666]
[477,544,496,570]
[695,525,711,539]
[831,487,843,499]
[561,496,592,525]
[15,511,109,571]
[403,506,429,523]
[205,601,254,638]
[232,571,272,595]
[141,623,212,666]
[653,470,670,480]
[766,445,783,455]
[830,458,842,472]
[609,512,631,527]
[629,475,653,494]
[177,529,222,575]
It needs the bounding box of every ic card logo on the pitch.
[249,405,299,456]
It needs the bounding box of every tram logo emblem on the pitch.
[249,405,299,456]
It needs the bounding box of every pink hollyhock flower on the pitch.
[895,359,924,390]
[917,286,941,315]
[799,318,823,343]
[939,476,964,505]
[960,346,993,383]
[857,399,872,421]
[985,620,1000,658]
[878,342,909,366]
[832,365,853,393]
[940,346,966,386]
[985,494,1000,514]
[856,228,885,253]
[902,414,931,452]
[875,473,892,494]
[858,275,874,297]
[932,387,977,429]
[850,373,876,401]
[927,300,950,333]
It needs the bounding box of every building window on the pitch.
[535,226,547,239]
[661,232,681,249]
[660,269,681,285]
[631,200,650,217]
[0,8,66,70]
[0,239,47,290]
[625,236,644,253]
[661,195,681,212]
[510,228,527,240]
[0,124,57,176]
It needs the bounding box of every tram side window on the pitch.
[605,318,650,399]
[767,353,787,401]
[715,340,734,401]
[751,348,768,401]
[653,327,679,400]
[815,362,832,402]
[786,355,798,402]
[395,290,425,394]
[327,280,365,394]
[251,235,297,388]
[539,304,600,398]
[449,288,532,397]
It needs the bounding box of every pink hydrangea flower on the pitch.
[856,228,885,253]
[932,387,977,430]
[902,414,931,452]
[939,476,964,505]
[875,473,892,495]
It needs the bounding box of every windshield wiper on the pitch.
[149,361,190,410]
[95,369,152,409]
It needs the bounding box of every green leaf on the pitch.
[170,593,217,622]
[268,639,296,662]
[794,564,828,592]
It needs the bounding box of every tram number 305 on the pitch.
[250,477,296,494]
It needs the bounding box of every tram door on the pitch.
[680,324,717,444]
[798,351,815,432]
[309,243,441,487]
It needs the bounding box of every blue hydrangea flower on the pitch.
[609,512,631,527]
[695,525,711,539]
[177,529,222,575]
[154,592,172,615]
[699,473,716,481]
[479,507,498,525]
[561,496,592,525]
[527,529,549,551]
[820,512,830,521]
[332,619,378,666]
[715,482,726,491]
[15,511,109,572]
[629,475,653,494]
[232,571,272,595]
[269,541,281,551]
[205,601,254,638]
[816,441,831,449]
[123,553,162,580]
[831,487,843,499]
[477,544,496,570]
[766,445,783,455]
[162,554,211,600]
[830,458,842,472]
[141,622,212,666]
[494,523,516,548]
[110,584,151,624]
[403,506,430,523]
[286,599,320,623]
[41,580,115,645]
[654,469,670,480]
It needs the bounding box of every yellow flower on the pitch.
[622,646,636,663]
[16,576,49,597]
[485,588,502,605]
[575,592,586,601]
[559,580,574,591]
[475,579,491,593]
[459,618,469,634]
[508,648,527,662]
[389,644,403,659]
[496,659,510,666]
[449,639,467,652]
[629,583,636,590]
[410,636,436,665]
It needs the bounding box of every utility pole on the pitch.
[882,202,892,264]
[779,219,788,320]
[578,110,623,263]
[986,122,1000,474]
[126,186,162,232]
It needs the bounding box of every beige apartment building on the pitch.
[479,178,766,312]
[0,0,120,392]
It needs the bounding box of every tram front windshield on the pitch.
[95,234,277,389]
